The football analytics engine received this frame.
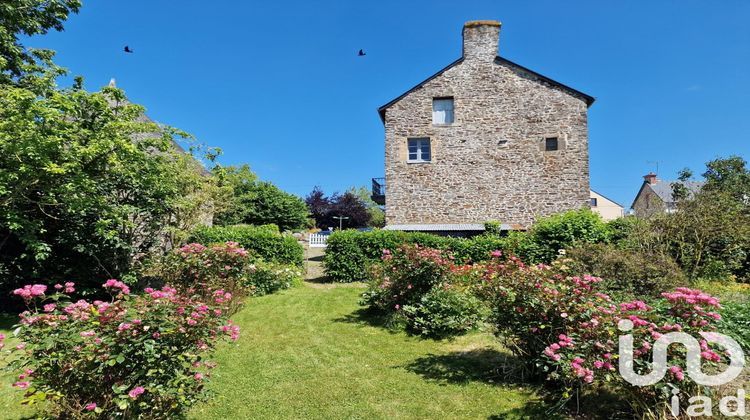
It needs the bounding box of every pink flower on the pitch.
[194,373,204,381]
[64,282,75,293]
[43,303,56,312]
[128,386,145,399]
[12,381,30,389]
[102,279,130,295]
[80,330,96,337]
[669,366,685,381]
[12,284,47,301]
[85,402,97,411]
[491,250,502,258]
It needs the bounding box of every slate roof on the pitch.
[377,56,595,123]
[649,181,704,203]
[631,180,705,209]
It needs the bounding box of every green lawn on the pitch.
[0,283,551,419]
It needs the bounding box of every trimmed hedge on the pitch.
[323,229,509,282]
[323,210,613,282]
[189,224,304,266]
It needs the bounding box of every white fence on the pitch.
[309,233,329,248]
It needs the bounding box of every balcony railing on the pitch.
[371,177,385,205]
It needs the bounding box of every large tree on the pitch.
[213,165,308,231]
[0,83,218,297]
[305,187,371,229]
[0,0,81,90]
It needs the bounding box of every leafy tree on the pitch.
[349,186,385,228]
[702,156,750,205]
[305,187,373,229]
[305,186,329,227]
[0,83,217,299]
[327,191,370,229]
[0,0,81,90]
[213,165,308,231]
[622,157,750,281]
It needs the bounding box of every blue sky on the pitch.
[33,0,750,207]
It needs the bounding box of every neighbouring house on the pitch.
[590,190,624,221]
[631,173,704,218]
[372,20,595,234]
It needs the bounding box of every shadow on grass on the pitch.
[402,348,531,386]
[333,307,402,332]
[488,400,564,420]
[304,275,334,284]
[0,313,19,330]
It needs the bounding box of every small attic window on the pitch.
[545,137,559,151]
[590,197,598,207]
[432,98,454,125]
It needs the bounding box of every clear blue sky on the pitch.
[32,0,750,207]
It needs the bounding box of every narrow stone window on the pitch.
[407,138,431,162]
[590,197,598,207]
[545,137,559,151]
[432,98,454,125]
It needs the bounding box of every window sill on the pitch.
[407,160,432,164]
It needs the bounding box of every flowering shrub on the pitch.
[476,254,729,417]
[142,241,253,314]
[247,260,303,296]
[2,280,239,418]
[361,245,486,338]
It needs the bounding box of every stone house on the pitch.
[631,173,704,218]
[372,20,595,233]
[590,190,624,221]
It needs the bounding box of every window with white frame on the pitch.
[432,98,454,125]
[407,138,431,162]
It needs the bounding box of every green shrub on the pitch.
[190,225,303,266]
[361,244,485,338]
[248,260,303,296]
[564,243,686,298]
[718,300,750,352]
[403,287,488,339]
[323,229,463,282]
[525,209,611,263]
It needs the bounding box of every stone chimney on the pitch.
[462,20,501,62]
[643,173,658,185]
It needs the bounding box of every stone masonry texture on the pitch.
[381,20,591,228]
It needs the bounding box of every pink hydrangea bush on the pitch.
[476,254,729,416]
[361,244,486,337]
[142,241,257,314]
[3,280,239,418]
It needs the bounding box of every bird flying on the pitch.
[358,49,366,56]
[124,46,134,53]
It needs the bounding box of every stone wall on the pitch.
[382,21,591,228]
[632,185,666,218]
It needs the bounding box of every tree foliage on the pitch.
[213,165,308,231]
[305,186,375,229]
[0,83,218,298]
[0,0,81,90]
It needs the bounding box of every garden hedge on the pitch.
[323,229,511,282]
[189,224,304,266]
[322,209,613,282]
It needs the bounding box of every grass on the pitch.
[0,260,551,419]
[189,283,550,419]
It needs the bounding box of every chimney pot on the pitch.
[644,173,658,185]
[462,20,501,62]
